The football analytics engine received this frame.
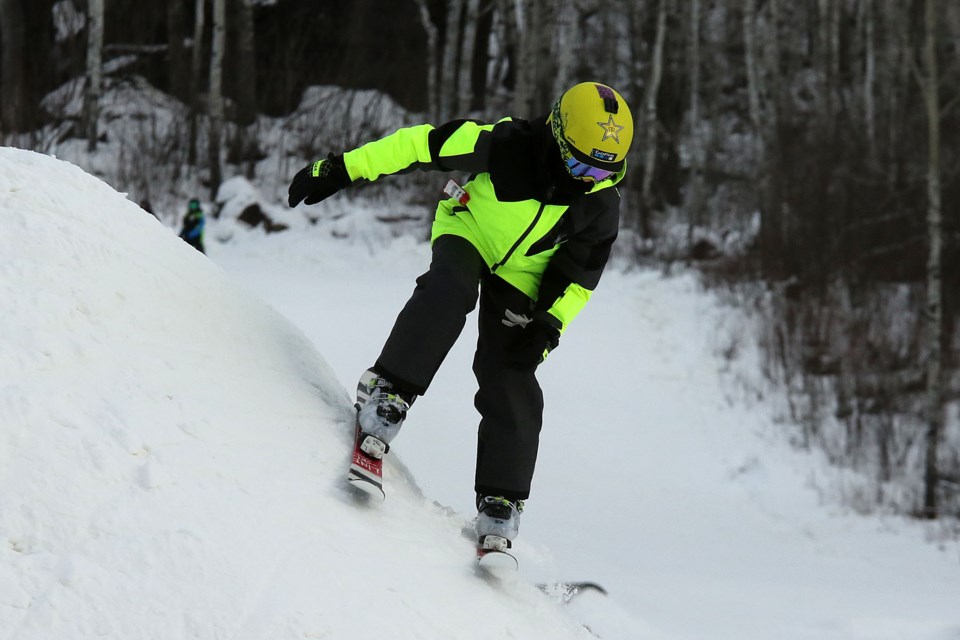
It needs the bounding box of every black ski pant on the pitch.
[375,235,543,502]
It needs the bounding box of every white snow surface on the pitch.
[1,147,959,639]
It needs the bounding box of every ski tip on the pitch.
[476,548,519,573]
[346,475,385,501]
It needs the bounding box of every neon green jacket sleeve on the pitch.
[342,124,436,182]
[543,283,593,332]
[341,119,502,183]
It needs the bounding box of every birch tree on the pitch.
[551,0,578,101]
[513,0,554,118]
[82,0,104,152]
[815,0,840,133]
[492,0,520,113]
[743,0,762,150]
[862,0,877,163]
[414,0,440,122]
[208,0,226,200]
[746,0,786,274]
[882,1,912,183]
[439,0,464,122]
[919,0,944,518]
[686,0,704,260]
[511,0,533,118]
[530,0,556,112]
[639,0,669,237]
[457,0,480,115]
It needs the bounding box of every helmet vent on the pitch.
[594,84,619,114]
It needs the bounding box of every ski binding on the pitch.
[477,534,518,571]
[347,424,386,500]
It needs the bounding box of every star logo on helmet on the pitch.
[597,115,624,144]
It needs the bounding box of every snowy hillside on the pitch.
[0,148,605,639]
[215,226,960,640]
[3,147,960,640]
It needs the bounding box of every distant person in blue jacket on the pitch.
[179,198,206,253]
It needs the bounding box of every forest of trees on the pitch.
[1,0,958,521]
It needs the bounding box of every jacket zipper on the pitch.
[491,201,547,273]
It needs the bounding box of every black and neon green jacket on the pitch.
[342,116,625,332]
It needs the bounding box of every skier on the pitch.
[288,82,633,561]
[179,198,206,253]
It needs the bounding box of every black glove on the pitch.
[288,154,352,207]
[503,310,561,369]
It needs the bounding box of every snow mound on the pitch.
[0,148,594,639]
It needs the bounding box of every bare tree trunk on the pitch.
[624,0,645,237]
[758,0,785,275]
[743,0,762,149]
[470,0,496,112]
[949,2,960,69]
[458,0,480,114]
[512,0,534,117]
[440,0,464,121]
[208,0,226,201]
[816,0,829,123]
[862,0,877,163]
[640,0,668,237]
[762,0,782,130]
[687,0,703,262]
[814,0,838,130]
[883,1,911,183]
[829,0,840,125]
[0,0,27,132]
[513,0,554,118]
[233,0,257,126]
[533,0,556,110]
[601,0,622,89]
[920,0,943,518]
[414,0,440,121]
[82,0,104,152]
[551,0,577,100]
[494,0,520,112]
[232,0,258,178]
[188,0,206,166]
[167,0,190,98]
[1,0,53,135]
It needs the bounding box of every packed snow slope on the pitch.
[215,190,960,638]
[214,194,960,640]
[0,148,600,639]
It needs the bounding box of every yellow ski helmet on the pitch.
[549,82,633,181]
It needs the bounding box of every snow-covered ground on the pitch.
[2,147,959,639]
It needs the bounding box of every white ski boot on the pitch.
[355,368,413,455]
[347,369,414,498]
[476,496,523,570]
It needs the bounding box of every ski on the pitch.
[476,547,519,571]
[346,421,386,500]
[476,534,519,571]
